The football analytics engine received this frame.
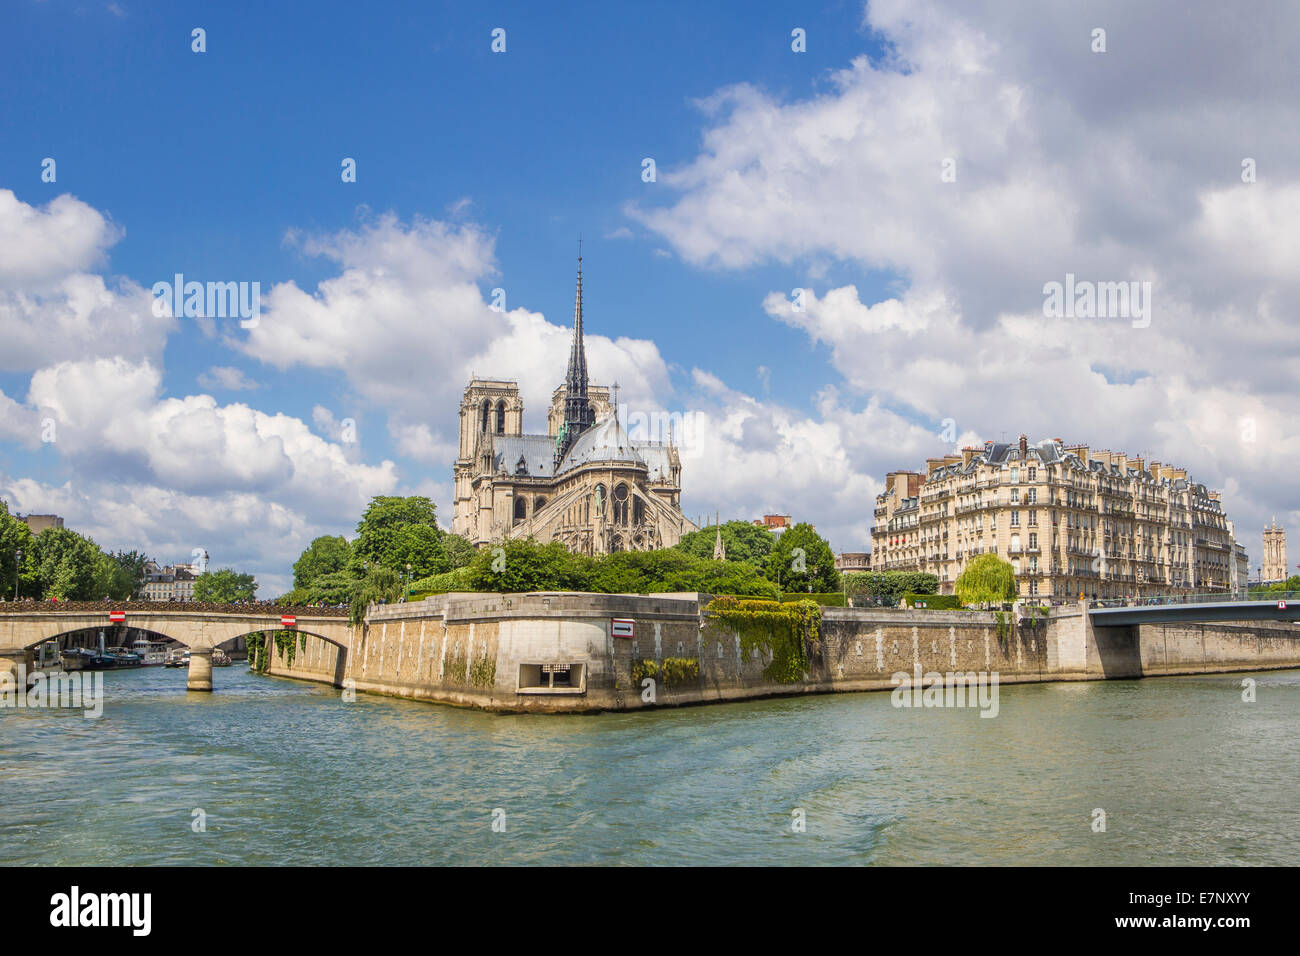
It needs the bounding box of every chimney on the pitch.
[961,446,978,467]
[943,454,962,468]
[1134,456,1144,477]
[1114,452,1128,472]
[1018,434,1028,457]
[1149,460,1161,480]
[1065,443,1089,462]
[926,457,946,477]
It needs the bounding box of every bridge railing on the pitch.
[1090,591,1300,609]
[0,599,350,617]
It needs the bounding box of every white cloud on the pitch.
[198,366,261,391]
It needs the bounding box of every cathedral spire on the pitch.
[556,244,595,465]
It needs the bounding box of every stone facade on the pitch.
[451,258,696,555]
[871,435,1241,600]
[1262,519,1288,583]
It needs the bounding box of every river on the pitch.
[2,665,1297,865]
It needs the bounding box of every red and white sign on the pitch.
[108,610,126,623]
[280,614,297,628]
[1279,601,1288,611]
[611,618,635,638]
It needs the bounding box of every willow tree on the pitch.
[350,566,403,626]
[954,554,1017,606]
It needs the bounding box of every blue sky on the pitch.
[3,0,1299,594]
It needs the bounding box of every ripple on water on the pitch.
[2,666,1298,865]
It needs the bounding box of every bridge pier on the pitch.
[0,649,28,686]
[187,648,214,692]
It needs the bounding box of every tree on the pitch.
[350,566,403,626]
[675,521,776,566]
[293,535,352,589]
[954,554,1016,606]
[0,502,35,599]
[765,523,840,593]
[351,496,448,578]
[466,538,586,593]
[439,533,477,570]
[193,568,258,603]
[29,526,101,600]
[843,571,938,607]
[109,550,148,599]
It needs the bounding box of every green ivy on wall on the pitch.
[705,596,820,684]
[631,658,659,684]
[469,654,496,689]
[660,657,700,686]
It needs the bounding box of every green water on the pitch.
[2,666,1297,865]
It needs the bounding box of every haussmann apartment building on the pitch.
[871,436,1248,601]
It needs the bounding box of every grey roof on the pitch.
[491,414,676,481]
[493,435,559,478]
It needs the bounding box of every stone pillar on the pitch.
[187,647,214,692]
[0,649,29,687]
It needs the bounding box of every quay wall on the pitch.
[261,593,1300,712]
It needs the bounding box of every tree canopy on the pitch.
[675,520,776,565]
[193,568,258,603]
[765,523,840,593]
[842,570,938,606]
[954,554,1017,606]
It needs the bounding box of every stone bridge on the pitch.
[0,601,355,691]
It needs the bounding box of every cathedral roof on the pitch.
[493,435,560,478]
[558,413,645,471]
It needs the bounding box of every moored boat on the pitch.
[163,648,191,668]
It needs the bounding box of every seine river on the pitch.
[3,666,1297,866]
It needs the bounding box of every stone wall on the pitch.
[257,594,1300,713]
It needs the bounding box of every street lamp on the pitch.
[12,549,21,601]
[404,562,412,602]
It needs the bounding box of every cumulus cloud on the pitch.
[198,366,261,391]
[627,0,1300,554]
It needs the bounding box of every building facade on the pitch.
[17,513,63,535]
[452,257,697,555]
[835,552,872,573]
[141,560,202,602]
[871,436,1241,600]
[1261,519,1287,583]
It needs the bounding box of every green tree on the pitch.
[843,570,938,606]
[0,502,35,599]
[765,523,840,593]
[350,565,403,626]
[30,526,101,600]
[675,521,776,565]
[439,533,477,570]
[109,550,148,599]
[352,496,448,578]
[466,538,588,593]
[293,535,352,589]
[954,554,1016,606]
[193,568,258,603]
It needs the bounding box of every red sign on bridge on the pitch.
[108,611,126,623]
[280,615,297,628]
[1279,601,1288,611]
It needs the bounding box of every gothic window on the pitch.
[513,497,527,523]
[480,399,491,432]
[633,496,644,525]
[594,484,606,518]
[496,400,506,434]
[613,483,630,525]
[535,496,547,512]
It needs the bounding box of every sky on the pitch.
[1,0,1298,596]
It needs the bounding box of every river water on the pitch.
[2,665,1297,865]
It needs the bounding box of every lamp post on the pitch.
[404,562,412,602]
[12,549,21,601]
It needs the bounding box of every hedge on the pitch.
[903,593,963,610]
[778,592,845,607]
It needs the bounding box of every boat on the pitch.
[86,646,144,670]
[163,648,191,668]
[211,647,232,667]
[60,647,93,672]
[131,638,170,666]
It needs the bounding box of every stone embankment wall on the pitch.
[262,593,1300,711]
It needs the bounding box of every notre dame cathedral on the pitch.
[452,255,697,554]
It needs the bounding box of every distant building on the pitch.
[18,513,63,535]
[872,435,1242,600]
[753,514,792,532]
[141,559,204,602]
[836,552,871,573]
[1262,519,1287,583]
